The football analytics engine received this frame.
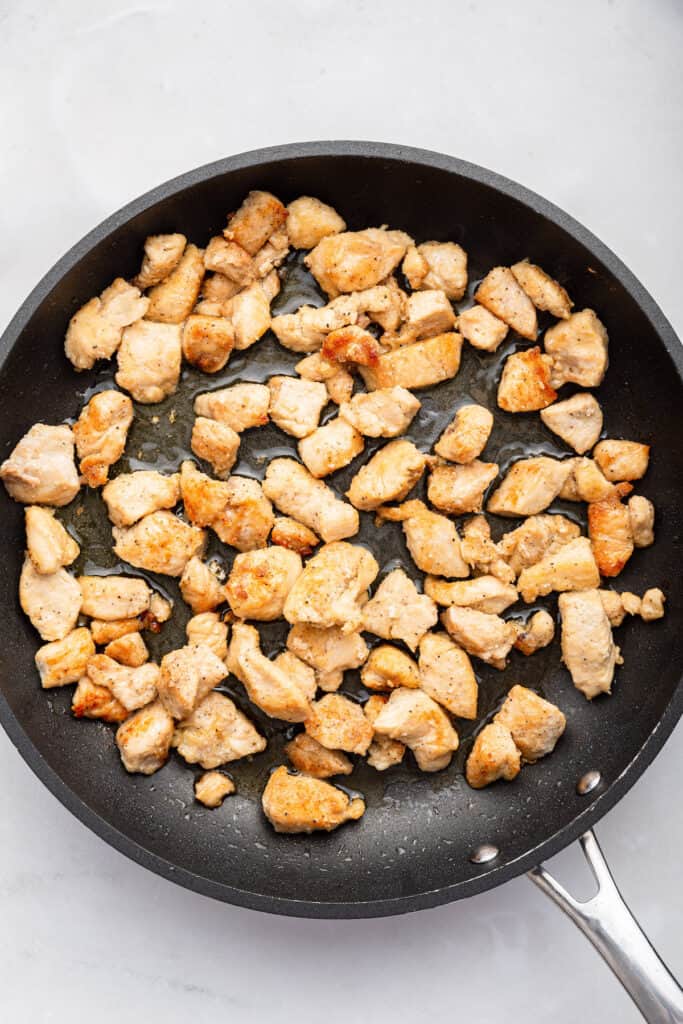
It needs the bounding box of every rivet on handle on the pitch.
[470,843,499,864]
[576,770,602,796]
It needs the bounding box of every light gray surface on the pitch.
[0,1,681,1021]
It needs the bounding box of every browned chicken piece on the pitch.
[200,271,242,305]
[72,676,128,723]
[346,439,427,511]
[497,347,557,412]
[325,367,354,405]
[268,377,328,438]
[272,652,317,703]
[212,476,275,551]
[115,320,182,403]
[284,541,379,633]
[296,352,341,383]
[102,470,180,527]
[517,536,600,602]
[427,460,499,515]
[599,589,628,627]
[173,691,266,768]
[321,325,384,367]
[359,278,407,332]
[460,515,516,584]
[363,694,406,771]
[306,228,412,298]
[457,304,509,352]
[225,546,302,621]
[593,440,650,482]
[224,281,273,350]
[377,500,469,578]
[362,568,437,651]
[65,278,149,370]
[424,575,518,615]
[224,191,288,255]
[73,390,134,488]
[588,494,634,578]
[641,588,666,621]
[134,233,186,289]
[360,644,420,691]
[104,631,149,668]
[179,556,225,614]
[194,771,236,807]
[19,557,81,641]
[181,314,235,373]
[78,574,150,619]
[544,309,608,388]
[338,387,420,438]
[179,460,230,527]
[228,622,311,722]
[186,611,229,661]
[559,457,618,502]
[498,513,580,577]
[116,700,175,775]
[402,241,468,300]
[263,458,359,543]
[540,393,603,454]
[513,610,556,655]
[298,418,364,478]
[372,687,459,772]
[194,383,270,432]
[621,592,643,616]
[204,236,254,285]
[113,511,206,577]
[434,404,494,463]
[145,244,205,323]
[360,332,462,390]
[1,424,79,507]
[628,495,655,547]
[559,589,621,699]
[191,417,240,479]
[442,606,520,669]
[262,765,365,833]
[90,617,141,644]
[35,627,94,688]
[270,517,319,555]
[271,295,360,352]
[487,456,571,516]
[287,623,368,692]
[475,267,538,340]
[400,289,456,341]
[158,643,228,720]
[495,685,565,762]
[465,722,521,789]
[284,733,352,778]
[510,260,573,319]
[86,655,159,712]
[148,592,173,625]
[418,631,478,719]
[286,196,346,249]
[305,693,373,754]
[252,229,289,279]
[25,506,79,574]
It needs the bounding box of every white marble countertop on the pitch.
[1,1,681,1020]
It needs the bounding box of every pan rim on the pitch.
[0,139,681,918]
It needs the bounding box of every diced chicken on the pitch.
[273,651,317,703]
[465,723,521,789]
[1,424,79,507]
[262,765,365,833]
[270,517,319,555]
[497,347,557,412]
[372,687,459,772]
[263,458,358,542]
[513,610,556,655]
[72,676,128,723]
[628,495,655,547]
[73,390,134,488]
[102,470,180,527]
[224,191,288,255]
[495,685,565,762]
[325,368,354,405]
[321,325,384,367]
[200,271,242,306]
[621,592,642,616]
[400,289,456,341]
[434,404,493,463]
[25,507,79,574]
[191,417,240,479]
[212,476,275,551]
[287,623,369,692]
[475,267,537,340]
[418,631,478,719]
[458,304,509,352]
[90,617,142,644]
[306,228,412,298]
[593,440,650,482]
[35,627,95,688]
[544,309,608,388]
[339,387,420,438]
[305,693,373,754]
[227,622,311,722]
[148,592,173,625]
[298,417,364,477]
[271,295,359,353]
[346,439,427,511]
[194,383,270,432]
[540,393,603,454]
[268,377,328,438]
[588,494,634,578]
[460,515,516,584]
[559,457,618,502]
[86,655,159,712]
[179,460,230,527]
[517,536,600,602]
[224,281,273,350]
[487,456,571,516]
[360,644,420,691]
[599,589,628,627]
[285,733,353,778]
[115,700,174,775]
[295,351,356,405]
[194,771,236,807]
[19,557,81,641]
[113,511,206,576]
[427,460,499,515]
[424,575,518,615]
[104,631,149,668]
[145,243,205,323]
[402,241,468,300]
[79,575,150,619]
[360,333,462,390]
[284,541,379,633]
[641,588,666,621]
[115,320,182,403]
[363,694,406,770]
[377,500,469,578]
[498,513,580,577]
[362,568,437,651]
[181,314,234,373]
[559,589,621,699]
[510,260,573,319]
[157,643,228,719]
[441,606,519,669]
[204,236,254,285]
[251,229,289,280]
[225,546,302,621]
[186,611,229,661]
[286,196,346,249]
[134,233,186,289]
[179,556,225,614]
[173,690,266,768]
[65,278,149,370]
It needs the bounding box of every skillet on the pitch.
[0,142,681,1022]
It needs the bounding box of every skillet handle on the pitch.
[528,829,683,1023]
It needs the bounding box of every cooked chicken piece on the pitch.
[181,314,234,373]
[65,278,149,370]
[79,575,150,619]
[73,390,134,489]
[272,651,317,703]
[497,347,557,412]
[263,458,358,542]
[268,377,328,438]
[540,393,602,454]
[173,690,266,769]
[90,617,142,644]
[224,191,288,255]
[559,457,618,502]
[460,515,516,584]
[200,271,242,305]
[418,631,478,719]
[104,631,149,668]
[1,424,79,507]
[227,622,311,722]
[401,290,456,340]
[424,575,518,614]
[306,228,412,298]
[360,332,462,390]
[372,687,459,772]
[544,309,608,388]
[115,320,182,403]
[494,684,565,762]
[19,557,81,641]
[360,644,420,691]
[641,588,666,621]
[305,693,373,754]
[296,351,345,383]
[498,514,580,577]
[338,387,420,438]
[588,494,634,578]
[180,556,225,614]
[148,592,173,625]
[134,233,186,289]
[442,606,520,669]
[145,243,204,323]
[72,676,128,723]
[465,722,521,789]
[35,627,95,688]
[599,589,628,627]
[262,765,365,833]
[270,517,319,555]
[458,304,508,352]
[223,281,272,350]
[321,325,384,367]
[325,368,354,405]
[487,456,570,516]
[593,440,650,482]
[621,592,642,616]
[517,536,600,602]
[252,229,289,279]
[362,568,437,651]
[284,541,379,633]
[298,417,364,478]
[434,404,493,464]
[225,546,302,621]
[347,439,427,511]
[475,267,537,340]
[559,589,620,699]
[510,260,573,319]
[179,460,230,527]
[287,623,368,691]
[285,196,346,249]
[212,476,275,551]
[628,495,655,547]
[157,643,228,720]
[363,694,406,770]
[102,470,180,527]
[204,236,254,285]
[377,500,469,578]
[190,417,240,480]
[402,241,467,300]
[116,700,174,775]
[113,511,206,577]
[194,771,236,807]
[513,610,556,655]
[186,611,229,661]
[271,295,359,353]
[285,733,353,778]
[86,655,159,712]
[25,507,79,574]
[427,460,499,515]
[358,278,407,332]
[194,383,270,432]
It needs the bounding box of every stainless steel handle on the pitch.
[528,829,683,1023]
